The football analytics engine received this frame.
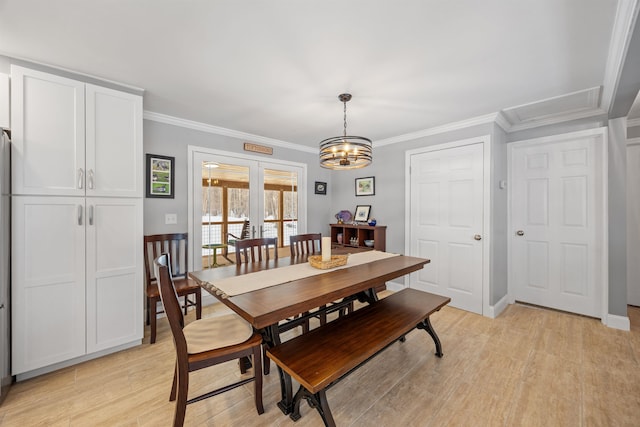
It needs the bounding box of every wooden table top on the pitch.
[190,254,430,329]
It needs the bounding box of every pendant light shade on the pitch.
[319,94,372,170]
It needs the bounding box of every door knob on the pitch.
[516,230,525,236]
[474,234,482,241]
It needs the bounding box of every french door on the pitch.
[188,147,306,271]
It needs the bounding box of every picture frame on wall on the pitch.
[355,176,375,196]
[146,153,175,198]
[354,205,371,222]
[315,181,327,195]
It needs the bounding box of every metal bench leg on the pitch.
[276,366,294,415]
[418,316,443,357]
[289,386,336,427]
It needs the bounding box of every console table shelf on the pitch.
[329,224,386,252]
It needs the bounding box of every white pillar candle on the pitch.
[322,236,331,261]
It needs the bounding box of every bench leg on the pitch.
[418,316,443,357]
[276,366,294,415]
[289,386,336,427]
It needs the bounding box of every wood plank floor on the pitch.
[1,296,639,426]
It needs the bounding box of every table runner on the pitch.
[201,250,399,298]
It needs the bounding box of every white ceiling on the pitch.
[0,0,636,148]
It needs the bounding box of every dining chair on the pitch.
[143,233,202,344]
[234,237,278,264]
[225,219,251,262]
[154,254,264,427]
[289,233,353,328]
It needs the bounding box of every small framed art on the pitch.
[146,154,175,198]
[315,181,327,195]
[355,176,375,196]
[354,205,371,222]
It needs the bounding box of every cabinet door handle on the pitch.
[89,205,94,225]
[78,168,84,189]
[78,205,83,225]
[88,169,94,189]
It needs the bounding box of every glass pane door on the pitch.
[191,149,306,270]
[195,154,255,270]
[262,168,299,245]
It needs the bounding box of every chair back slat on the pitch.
[144,233,190,285]
[154,254,188,345]
[234,237,278,264]
[289,233,322,257]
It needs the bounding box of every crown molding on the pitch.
[504,108,608,133]
[374,113,500,147]
[143,111,317,154]
[494,111,512,132]
[628,117,640,127]
[0,51,145,94]
[600,0,640,113]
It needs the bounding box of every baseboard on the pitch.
[604,313,630,331]
[16,340,141,381]
[385,280,405,292]
[487,294,510,318]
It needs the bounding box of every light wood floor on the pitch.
[1,297,639,426]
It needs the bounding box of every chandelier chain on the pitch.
[343,100,347,137]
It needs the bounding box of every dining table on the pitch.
[189,249,430,414]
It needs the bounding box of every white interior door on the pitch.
[409,143,484,314]
[509,130,606,318]
[627,142,640,306]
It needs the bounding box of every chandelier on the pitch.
[319,93,372,170]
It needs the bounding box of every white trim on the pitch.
[627,137,640,146]
[494,111,512,132]
[487,294,510,319]
[0,51,145,93]
[627,117,640,127]
[507,127,609,321]
[186,145,308,273]
[377,113,498,147]
[601,0,640,113]
[404,135,492,317]
[15,340,140,381]
[505,109,607,133]
[385,280,405,292]
[145,111,317,154]
[604,313,631,331]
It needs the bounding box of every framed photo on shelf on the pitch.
[315,181,327,195]
[146,153,175,198]
[355,176,375,196]
[354,205,371,222]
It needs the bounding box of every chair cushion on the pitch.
[183,313,254,354]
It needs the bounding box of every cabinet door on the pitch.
[12,196,86,375]
[11,66,85,196]
[86,85,143,197]
[86,198,143,352]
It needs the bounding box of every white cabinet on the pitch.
[10,65,144,376]
[11,197,87,374]
[12,196,143,374]
[10,66,143,197]
[86,85,143,198]
[86,198,143,353]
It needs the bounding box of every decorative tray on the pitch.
[308,255,348,270]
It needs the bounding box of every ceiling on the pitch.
[1,1,638,149]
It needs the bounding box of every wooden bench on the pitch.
[266,288,451,426]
